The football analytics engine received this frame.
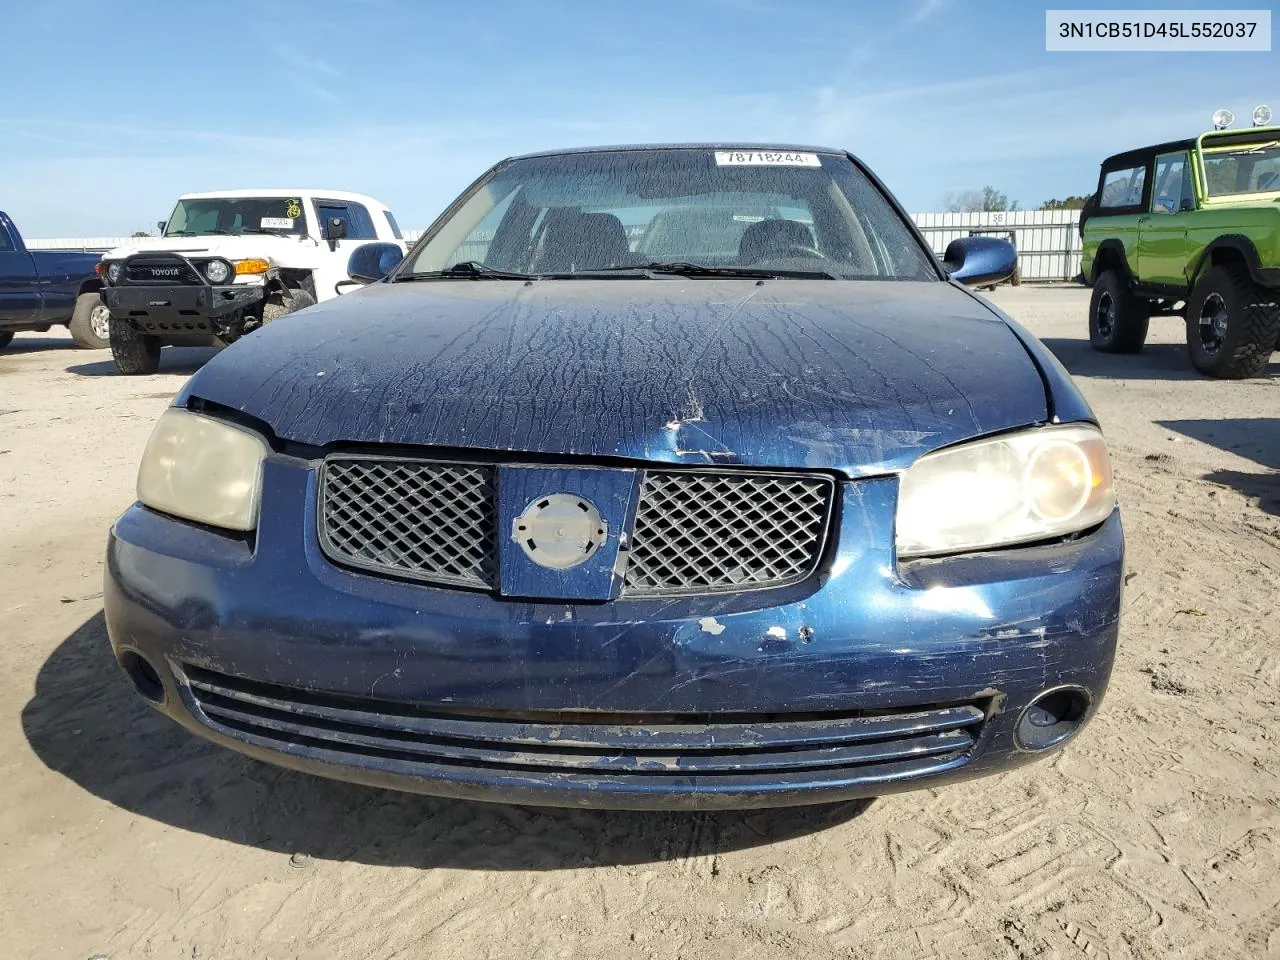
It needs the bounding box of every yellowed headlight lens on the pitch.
[896,424,1116,558]
[136,409,267,531]
[1025,440,1092,522]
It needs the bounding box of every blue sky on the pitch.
[0,0,1274,236]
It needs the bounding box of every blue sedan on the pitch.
[104,145,1122,809]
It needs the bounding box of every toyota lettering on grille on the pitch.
[149,267,182,278]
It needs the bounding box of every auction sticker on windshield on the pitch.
[714,151,821,167]
[260,217,294,229]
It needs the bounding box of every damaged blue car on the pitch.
[104,145,1123,809]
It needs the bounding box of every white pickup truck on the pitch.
[99,189,406,374]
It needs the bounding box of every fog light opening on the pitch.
[1015,686,1090,751]
[118,650,166,705]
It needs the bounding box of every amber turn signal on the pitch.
[234,258,271,276]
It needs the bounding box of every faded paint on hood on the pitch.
[181,278,1049,475]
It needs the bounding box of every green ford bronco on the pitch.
[1081,115,1280,378]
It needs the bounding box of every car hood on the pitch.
[182,279,1049,475]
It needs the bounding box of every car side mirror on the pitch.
[347,242,404,284]
[942,236,1018,287]
[324,217,348,251]
[156,220,166,234]
[1179,197,1195,212]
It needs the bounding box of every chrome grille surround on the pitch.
[318,456,498,589]
[623,469,835,597]
[317,457,835,596]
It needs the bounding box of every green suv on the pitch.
[1081,123,1280,378]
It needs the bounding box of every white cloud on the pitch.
[911,0,950,23]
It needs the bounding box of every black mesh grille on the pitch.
[318,457,498,589]
[624,471,834,596]
[317,458,834,596]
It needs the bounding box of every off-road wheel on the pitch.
[1185,264,1280,378]
[261,287,317,325]
[109,316,161,375]
[0,331,13,350]
[1089,269,1150,353]
[69,292,112,349]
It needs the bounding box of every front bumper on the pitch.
[104,458,1124,809]
[103,283,264,335]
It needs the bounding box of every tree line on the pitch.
[941,186,1092,212]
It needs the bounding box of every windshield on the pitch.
[164,197,307,237]
[1202,139,1280,197]
[402,149,938,280]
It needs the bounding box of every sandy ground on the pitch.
[0,286,1277,960]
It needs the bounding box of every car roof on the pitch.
[176,189,391,206]
[508,143,848,161]
[1100,138,1197,168]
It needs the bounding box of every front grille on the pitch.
[182,664,987,784]
[123,256,204,285]
[318,457,498,589]
[317,457,834,596]
[624,470,834,596]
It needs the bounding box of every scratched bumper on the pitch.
[104,454,1123,810]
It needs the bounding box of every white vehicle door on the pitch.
[311,198,381,301]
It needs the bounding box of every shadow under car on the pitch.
[21,611,872,870]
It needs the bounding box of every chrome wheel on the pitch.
[1094,291,1115,339]
[1198,292,1229,355]
[90,303,112,342]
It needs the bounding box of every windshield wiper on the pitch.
[648,261,785,279]
[566,261,838,280]
[396,261,534,281]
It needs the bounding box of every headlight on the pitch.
[896,423,1115,558]
[203,259,231,283]
[136,409,268,531]
[107,261,122,284]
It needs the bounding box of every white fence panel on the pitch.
[911,210,1083,282]
[28,210,1086,282]
[26,236,133,252]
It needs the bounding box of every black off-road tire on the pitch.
[0,331,13,350]
[1089,269,1150,353]
[261,287,317,325]
[69,292,112,349]
[109,316,161,375]
[1185,264,1280,378]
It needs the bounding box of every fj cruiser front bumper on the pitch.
[102,253,266,338]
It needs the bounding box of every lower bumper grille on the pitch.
[181,665,987,782]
